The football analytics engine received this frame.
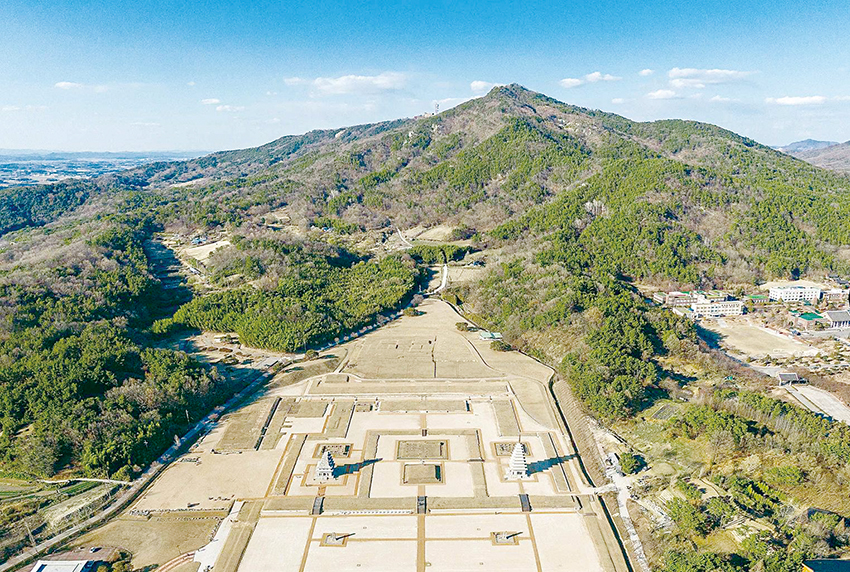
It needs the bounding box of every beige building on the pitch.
[825,310,850,329]
[691,300,744,318]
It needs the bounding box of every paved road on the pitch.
[787,384,850,424]
[396,226,413,249]
[431,264,448,294]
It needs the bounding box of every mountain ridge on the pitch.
[791,140,850,173]
[3,84,850,570]
[776,138,838,153]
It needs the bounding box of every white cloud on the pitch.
[559,78,584,89]
[646,89,680,100]
[200,98,221,105]
[216,105,245,112]
[470,80,501,94]
[639,69,654,77]
[709,95,737,103]
[55,81,83,90]
[560,71,621,89]
[667,68,753,90]
[284,77,306,86]
[670,78,707,89]
[2,104,48,112]
[130,121,160,127]
[611,98,627,104]
[766,96,827,106]
[187,81,196,86]
[54,81,108,93]
[584,71,621,83]
[833,95,850,101]
[311,72,407,95]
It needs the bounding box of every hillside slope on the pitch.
[2,84,850,467]
[3,85,850,569]
[793,140,850,173]
[777,139,838,153]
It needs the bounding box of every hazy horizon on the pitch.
[2,1,850,152]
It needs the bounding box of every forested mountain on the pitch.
[791,140,850,173]
[777,139,838,153]
[3,81,850,464]
[2,84,850,568]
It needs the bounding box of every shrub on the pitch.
[490,340,511,352]
[620,452,644,474]
[764,466,805,487]
[676,479,702,501]
[455,322,469,331]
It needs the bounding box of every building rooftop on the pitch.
[777,372,799,383]
[31,561,93,572]
[479,332,503,340]
[798,312,824,321]
[825,310,850,322]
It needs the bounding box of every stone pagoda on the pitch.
[505,442,529,480]
[316,450,336,481]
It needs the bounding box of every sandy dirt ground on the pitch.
[448,266,487,284]
[183,239,231,262]
[76,515,218,569]
[759,279,832,291]
[703,320,819,358]
[407,225,455,242]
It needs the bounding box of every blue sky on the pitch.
[1,0,849,151]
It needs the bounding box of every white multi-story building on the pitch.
[768,286,821,303]
[691,300,745,317]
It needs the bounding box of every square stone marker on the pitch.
[403,463,443,485]
[494,442,529,456]
[396,439,448,460]
[320,532,349,546]
[313,443,352,458]
[492,531,521,545]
